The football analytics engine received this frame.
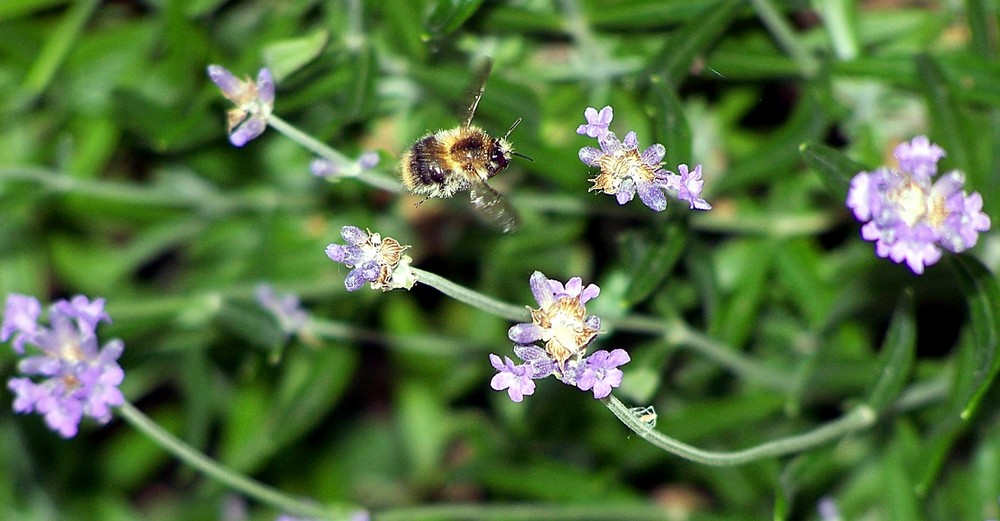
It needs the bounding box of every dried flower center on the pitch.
[590,148,658,194]
[530,296,599,365]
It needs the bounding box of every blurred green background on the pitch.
[1,0,999,520]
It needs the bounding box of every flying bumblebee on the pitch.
[400,59,524,233]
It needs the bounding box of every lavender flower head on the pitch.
[579,129,711,212]
[846,136,991,274]
[490,272,630,401]
[577,106,613,139]
[2,294,125,438]
[254,284,309,336]
[325,226,418,292]
[207,65,275,147]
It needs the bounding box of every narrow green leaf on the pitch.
[963,0,997,61]
[865,291,916,413]
[799,141,866,196]
[647,75,692,162]
[950,254,1000,419]
[623,223,686,306]
[425,0,484,37]
[398,381,448,482]
[644,0,746,86]
[720,90,831,192]
[916,54,972,174]
[262,30,329,81]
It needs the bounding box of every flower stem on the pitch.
[376,503,672,521]
[117,401,359,520]
[411,268,530,322]
[603,394,876,465]
[265,114,401,193]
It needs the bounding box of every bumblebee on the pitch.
[400,59,523,233]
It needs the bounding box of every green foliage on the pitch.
[1,0,999,520]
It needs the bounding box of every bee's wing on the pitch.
[462,58,494,128]
[469,178,520,233]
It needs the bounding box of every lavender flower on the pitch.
[509,271,601,365]
[576,349,630,399]
[325,226,417,292]
[846,136,992,274]
[579,131,711,212]
[207,65,275,147]
[490,272,631,402]
[671,164,712,210]
[254,284,309,336]
[2,294,125,438]
[577,106,613,139]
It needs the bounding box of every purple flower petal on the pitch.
[509,323,544,344]
[257,68,275,105]
[2,294,42,354]
[636,180,667,211]
[229,116,266,147]
[529,271,555,308]
[895,135,944,180]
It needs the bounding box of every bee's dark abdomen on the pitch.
[408,136,449,186]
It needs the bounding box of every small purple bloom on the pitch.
[325,226,416,292]
[673,164,712,210]
[510,271,602,365]
[576,349,630,399]
[580,131,711,212]
[207,65,275,147]
[311,151,380,179]
[489,354,536,402]
[4,294,125,438]
[493,272,624,402]
[576,106,614,139]
[846,136,991,274]
[310,158,340,178]
[254,284,309,336]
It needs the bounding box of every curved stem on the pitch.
[603,394,876,466]
[376,502,671,521]
[117,401,361,520]
[265,114,402,193]
[412,268,530,322]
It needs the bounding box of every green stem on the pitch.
[815,0,859,60]
[118,401,361,520]
[376,503,671,521]
[603,394,876,465]
[410,268,789,388]
[749,0,820,78]
[265,114,401,193]
[411,268,530,322]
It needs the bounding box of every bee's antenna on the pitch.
[503,118,523,140]
[513,151,534,162]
